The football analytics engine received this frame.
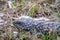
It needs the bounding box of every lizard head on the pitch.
[13,16,32,31]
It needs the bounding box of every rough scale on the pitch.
[13,16,60,36]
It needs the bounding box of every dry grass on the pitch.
[0,0,60,40]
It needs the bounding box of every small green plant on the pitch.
[18,32,27,40]
[20,0,25,5]
[11,1,18,8]
[29,4,37,17]
[41,34,49,40]
[52,32,57,40]
[51,29,57,40]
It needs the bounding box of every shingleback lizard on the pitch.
[13,16,60,36]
